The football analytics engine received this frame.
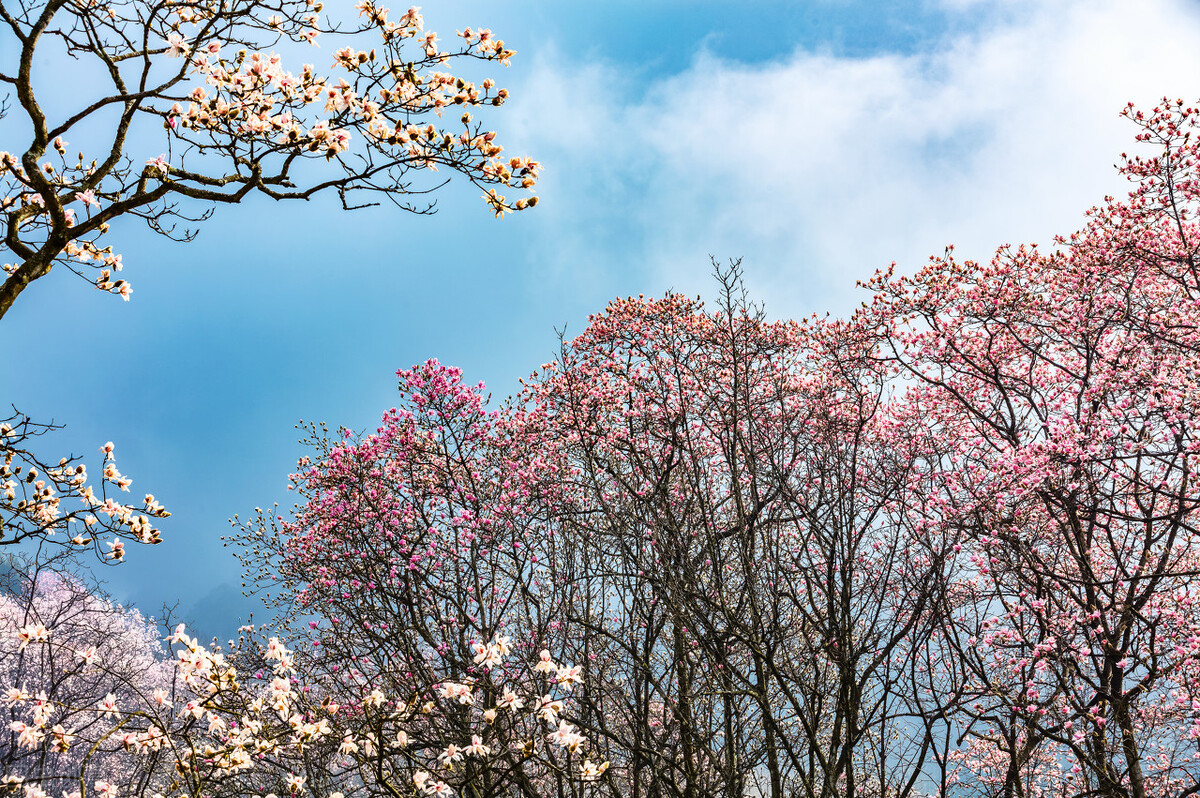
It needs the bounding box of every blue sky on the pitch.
[7,0,1200,640]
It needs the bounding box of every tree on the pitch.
[0,554,602,798]
[234,361,607,797]
[246,267,952,798]
[505,266,950,798]
[0,0,538,321]
[0,410,168,562]
[0,555,176,795]
[0,0,538,561]
[859,98,1200,798]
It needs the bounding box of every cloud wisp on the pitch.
[508,0,1200,316]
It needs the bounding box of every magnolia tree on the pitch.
[0,557,603,798]
[857,99,1200,798]
[0,0,538,320]
[0,411,168,562]
[234,361,532,688]
[0,557,175,791]
[501,268,954,798]
[243,270,954,798]
[233,361,611,795]
[0,0,536,561]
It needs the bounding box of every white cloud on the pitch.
[506,0,1200,318]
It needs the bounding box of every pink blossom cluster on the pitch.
[858,98,1200,798]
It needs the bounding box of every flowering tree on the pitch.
[858,99,1200,798]
[0,0,536,565]
[0,556,602,798]
[0,411,168,562]
[0,0,538,320]
[233,360,609,796]
[0,557,175,792]
[502,266,952,798]
[242,97,1200,798]
[235,360,536,695]
[247,269,953,798]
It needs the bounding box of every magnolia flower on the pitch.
[555,663,582,691]
[438,681,473,705]
[16,623,50,650]
[10,719,39,745]
[13,722,43,749]
[145,155,169,176]
[165,32,191,58]
[472,640,502,669]
[533,649,556,674]
[98,693,118,718]
[30,691,51,726]
[266,637,291,661]
[3,686,29,704]
[438,743,463,768]
[49,724,74,752]
[536,695,563,723]
[580,759,610,780]
[464,734,490,758]
[547,720,585,753]
[497,687,523,711]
